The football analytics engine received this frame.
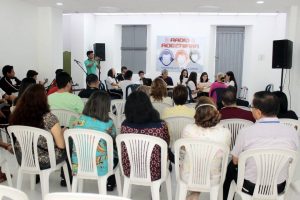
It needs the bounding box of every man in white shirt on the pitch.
[223,91,299,200]
[118,70,134,100]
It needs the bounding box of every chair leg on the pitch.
[98,177,107,195]
[40,172,50,199]
[166,174,172,200]
[151,183,161,200]
[3,162,12,187]
[72,177,78,192]
[78,179,84,193]
[175,184,180,200]
[227,181,236,200]
[63,163,71,192]
[16,169,23,190]
[115,168,122,196]
[30,174,36,190]
[123,177,132,198]
[210,185,220,200]
[177,182,188,200]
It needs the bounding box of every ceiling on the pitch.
[22,0,300,13]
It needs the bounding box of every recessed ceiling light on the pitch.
[56,2,63,6]
[256,1,264,4]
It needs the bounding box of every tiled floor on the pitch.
[1,149,300,200]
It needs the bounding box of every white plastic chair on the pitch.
[279,118,300,131]
[64,129,122,195]
[227,148,298,200]
[152,102,172,117]
[0,185,29,200]
[81,98,89,105]
[110,99,126,116]
[185,103,197,109]
[7,125,71,199]
[109,113,126,135]
[51,109,80,128]
[116,134,172,200]
[219,119,254,150]
[164,116,194,149]
[174,139,229,200]
[45,192,131,200]
[239,86,249,100]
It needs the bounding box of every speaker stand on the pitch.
[279,68,284,92]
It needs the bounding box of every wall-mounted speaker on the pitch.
[272,39,293,69]
[93,43,106,61]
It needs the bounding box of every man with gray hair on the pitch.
[159,69,173,86]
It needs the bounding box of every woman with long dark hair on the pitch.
[186,71,199,99]
[197,72,211,97]
[121,91,170,181]
[179,69,189,85]
[225,71,237,89]
[10,84,66,169]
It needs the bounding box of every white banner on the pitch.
[156,36,205,73]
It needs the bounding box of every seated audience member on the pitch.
[181,96,230,200]
[138,70,152,86]
[9,84,67,184]
[118,70,134,99]
[47,69,64,96]
[48,72,84,114]
[225,71,237,89]
[209,72,227,106]
[0,65,21,95]
[197,72,211,97]
[106,68,122,97]
[273,91,298,120]
[116,66,127,82]
[121,91,170,181]
[159,69,174,86]
[223,91,299,200]
[13,77,36,106]
[179,69,189,85]
[73,91,118,191]
[150,78,173,105]
[0,141,13,183]
[186,72,199,100]
[162,85,195,119]
[220,86,255,122]
[136,85,151,96]
[78,74,100,98]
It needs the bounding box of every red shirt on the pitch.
[47,86,58,96]
[220,107,255,123]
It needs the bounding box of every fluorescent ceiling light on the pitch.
[56,2,63,6]
[256,1,265,4]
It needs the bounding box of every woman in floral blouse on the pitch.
[121,91,170,181]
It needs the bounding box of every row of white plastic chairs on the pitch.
[1,127,298,200]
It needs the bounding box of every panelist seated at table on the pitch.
[159,69,173,86]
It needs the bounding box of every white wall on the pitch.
[64,13,287,100]
[0,0,62,82]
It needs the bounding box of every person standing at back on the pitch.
[84,51,100,75]
[223,91,299,200]
[48,72,84,114]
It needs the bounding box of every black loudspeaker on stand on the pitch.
[272,39,293,92]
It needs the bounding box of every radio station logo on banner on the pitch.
[156,36,205,72]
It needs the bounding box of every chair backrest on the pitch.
[0,185,29,200]
[279,118,300,131]
[110,99,126,116]
[109,113,126,135]
[125,84,140,99]
[100,82,106,91]
[7,125,57,172]
[81,98,89,105]
[210,87,226,109]
[116,134,168,183]
[164,116,194,148]
[152,102,172,117]
[236,149,298,199]
[219,119,254,150]
[51,109,80,128]
[186,86,194,103]
[239,86,248,100]
[265,84,274,92]
[174,139,229,191]
[64,129,114,178]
